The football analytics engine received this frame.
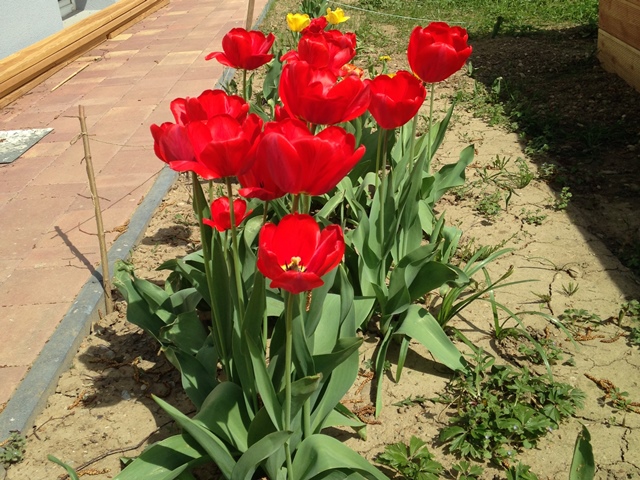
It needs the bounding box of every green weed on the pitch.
[435,350,584,464]
[377,436,444,480]
[475,191,503,219]
[552,187,572,211]
[519,208,547,226]
[451,460,484,480]
[0,432,26,467]
[561,281,579,297]
[506,462,539,480]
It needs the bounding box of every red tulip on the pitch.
[150,122,198,171]
[206,28,276,70]
[281,30,356,75]
[186,114,263,179]
[365,71,427,130]
[407,22,472,83]
[170,90,249,125]
[273,104,292,121]
[253,119,364,196]
[257,213,344,294]
[279,61,370,125]
[302,16,328,34]
[203,197,252,231]
[237,142,287,201]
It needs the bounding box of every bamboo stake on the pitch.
[78,105,114,315]
[244,0,256,29]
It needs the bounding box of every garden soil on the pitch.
[4,20,640,480]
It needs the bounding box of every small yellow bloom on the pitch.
[379,55,391,62]
[286,13,311,32]
[325,7,349,25]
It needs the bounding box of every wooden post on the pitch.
[245,0,256,29]
[78,105,114,315]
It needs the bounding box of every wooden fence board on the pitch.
[600,0,640,51]
[598,29,640,93]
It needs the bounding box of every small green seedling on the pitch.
[451,460,484,479]
[377,436,444,480]
[562,281,579,297]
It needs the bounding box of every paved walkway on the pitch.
[0,0,268,408]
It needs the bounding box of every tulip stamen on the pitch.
[282,256,306,272]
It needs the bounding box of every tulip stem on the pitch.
[261,200,270,350]
[284,292,295,479]
[242,69,248,102]
[379,128,389,244]
[374,127,383,192]
[193,172,230,379]
[427,83,435,167]
[292,194,300,214]
[226,177,245,325]
[377,128,389,247]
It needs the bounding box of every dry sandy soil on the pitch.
[4,10,640,480]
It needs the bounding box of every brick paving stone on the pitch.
[0,265,93,307]
[0,366,29,406]
[0,303,72,366]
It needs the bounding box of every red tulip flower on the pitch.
[281,30,356,75]
[257,213,344,294]
[186,113,263,179]
[407,22,472,83]
[170,90,249,125]
[203,197,252,231]
[302,16,328,34]
[253,119,365,196]
[273,104,292,121]
[279,61,370,125]
[206,28,276,70]
[365,71,427,130]
[151,122,197,170]
[237,143,287,201]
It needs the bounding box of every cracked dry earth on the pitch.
[4,78,640,479]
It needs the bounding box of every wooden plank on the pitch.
[107,0,168,39]
[598,29,640,93]
[0,0,169,104]
[599,0,640,51]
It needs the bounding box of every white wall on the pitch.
[0,0,64,60]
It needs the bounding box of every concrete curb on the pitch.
[0,0,275,441]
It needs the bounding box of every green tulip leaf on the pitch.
[395,305,466,372]
[245,334,283,430]
[168,288,202,314]
[314,338,363,379]
[153,396,236,479]
[113,434,208,479]
[160,311,208,355]
[163,347,218,408]
[292,434,387,480]
[114,264,165,340]
[231,431,292,480]
[569,425,595,480]
[195,382,252,452]
[48,456,80,480]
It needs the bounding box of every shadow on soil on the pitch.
[468,25,640,294]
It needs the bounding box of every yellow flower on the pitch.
[286,13,310,32]
[325,7,349,25]
[379,55,391,62]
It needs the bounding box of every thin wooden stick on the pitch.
[245,0,256,29]
[78,105,113,315]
